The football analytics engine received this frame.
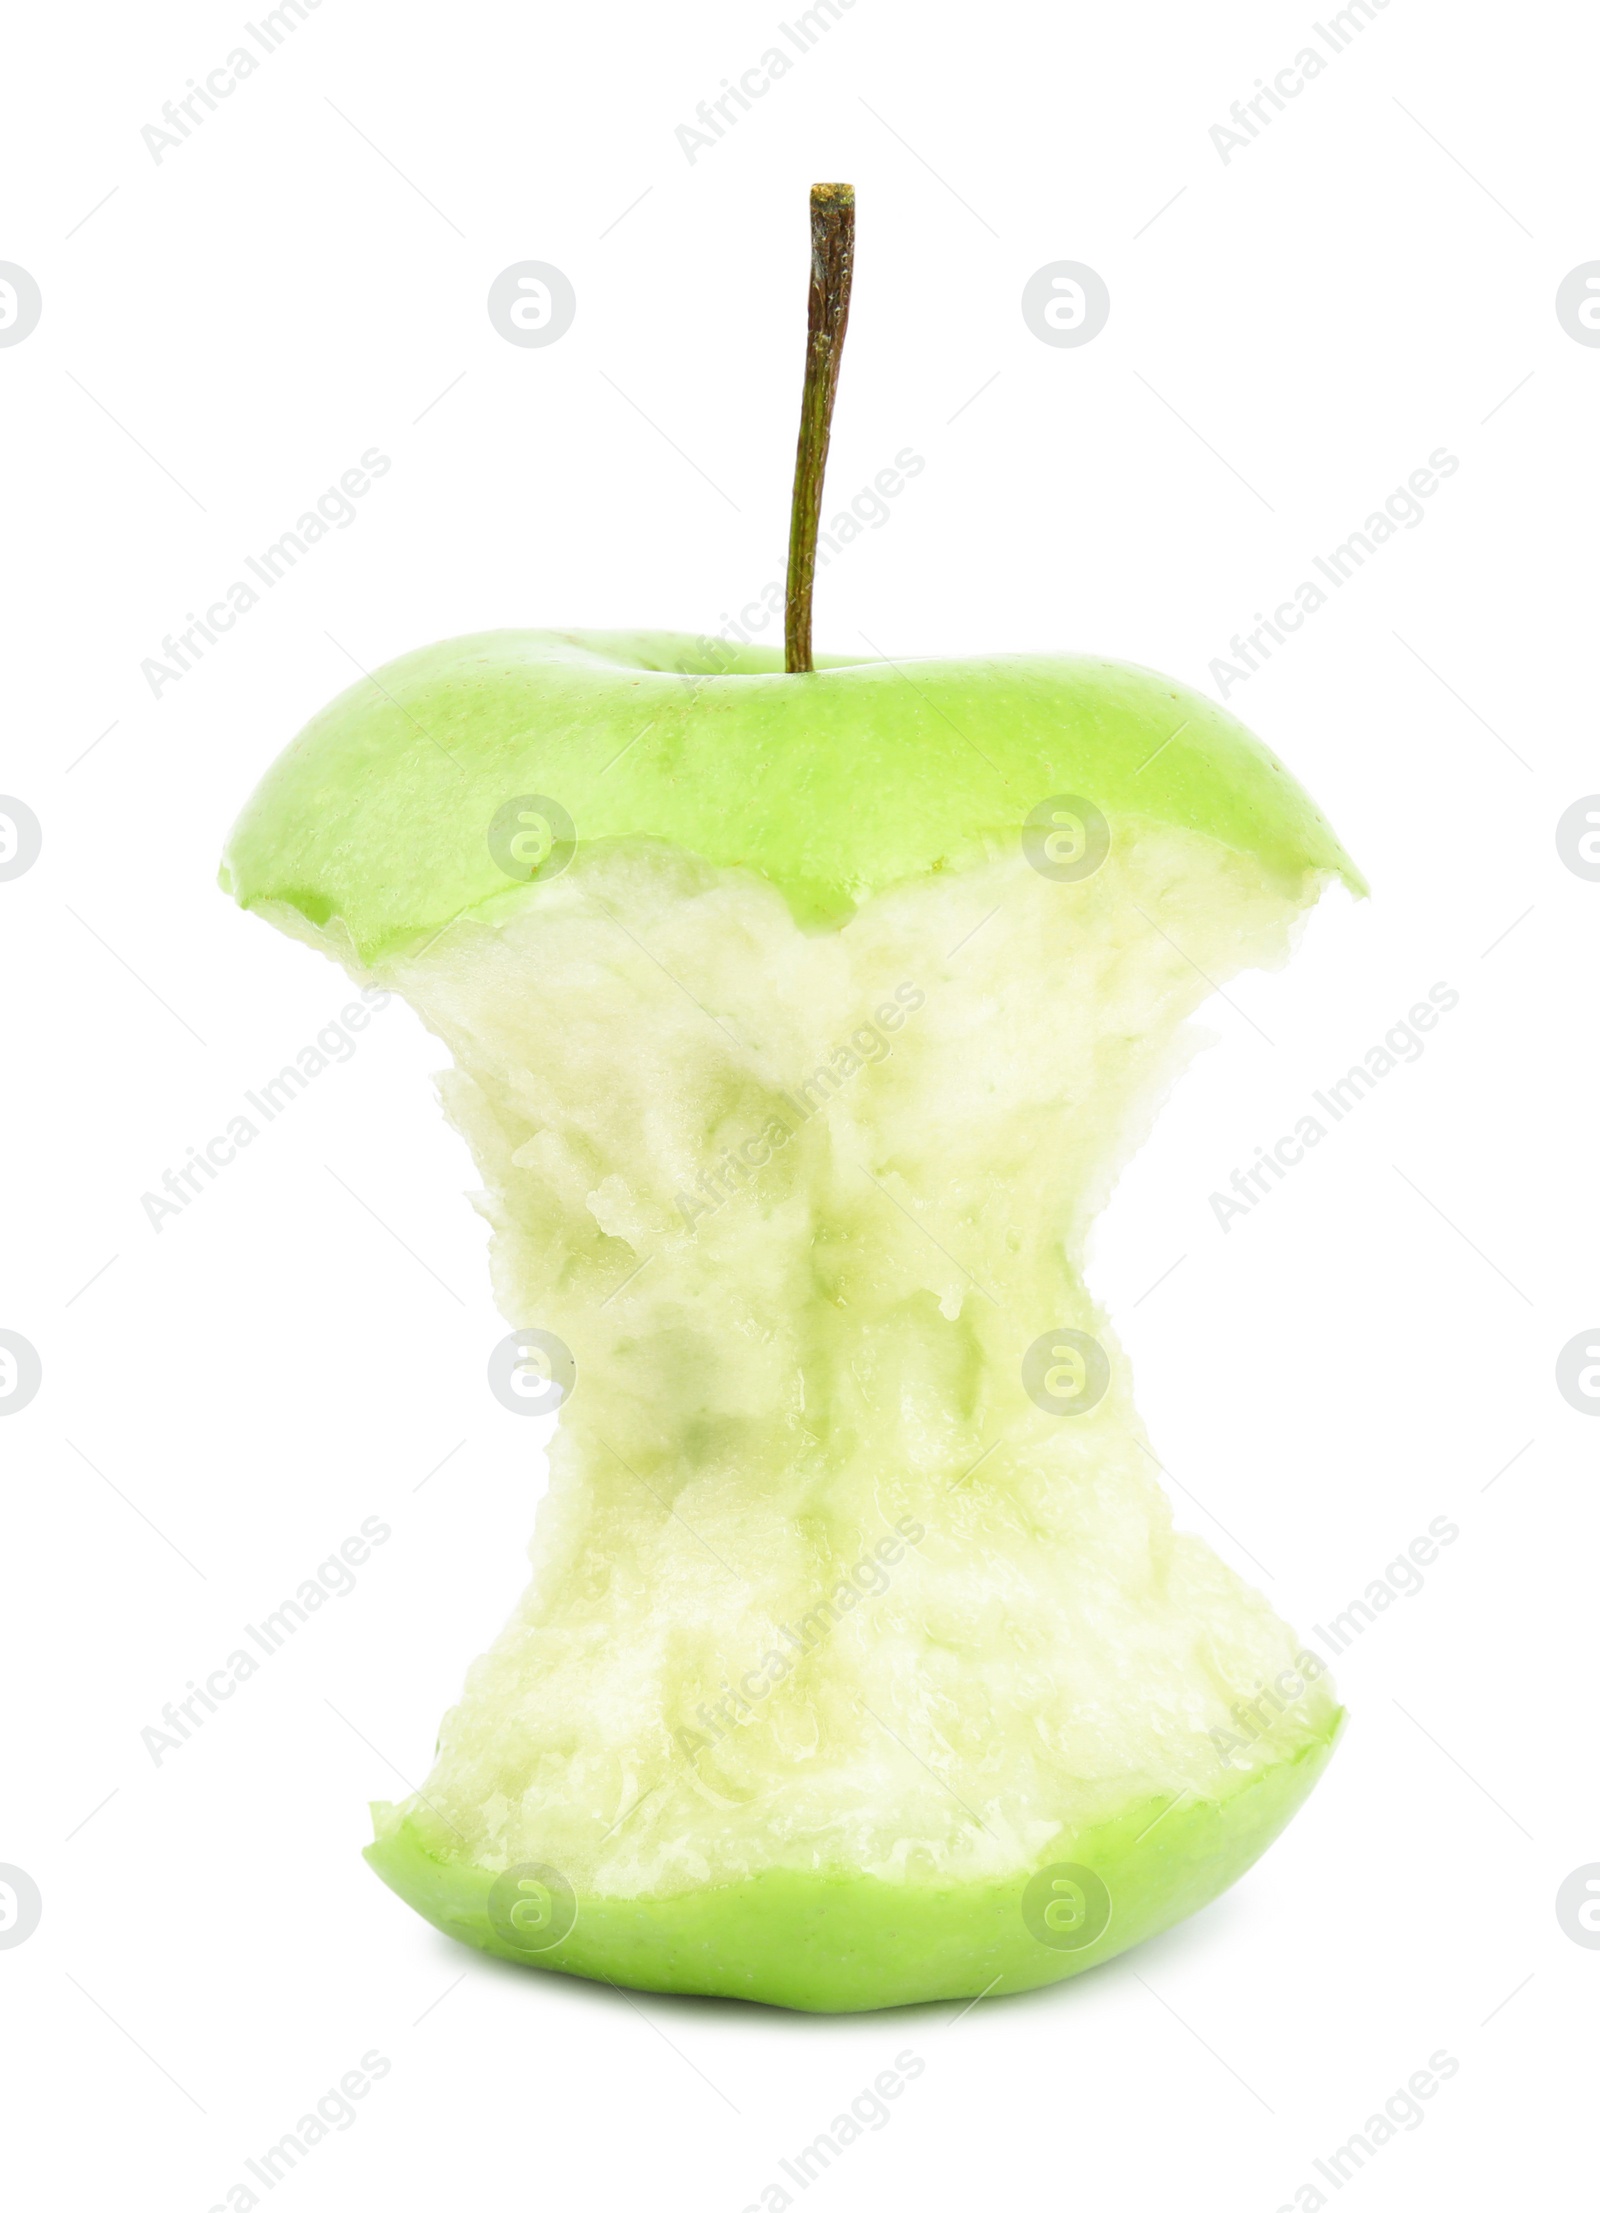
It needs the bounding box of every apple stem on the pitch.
[785,183,855,675]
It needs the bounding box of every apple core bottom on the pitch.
[365,1722,1338,2013]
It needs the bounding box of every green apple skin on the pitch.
[366,1717,1339,2012]
[220,631,1363,960]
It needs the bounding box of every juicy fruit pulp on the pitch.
[371,835,1338,2003]
[224,634,1353,2009]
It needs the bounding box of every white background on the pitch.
[2,1,1594,2206]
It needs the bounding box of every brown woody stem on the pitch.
[784,183,855,674]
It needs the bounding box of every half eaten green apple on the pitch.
[221,188,1359,2011]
